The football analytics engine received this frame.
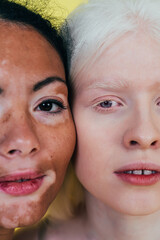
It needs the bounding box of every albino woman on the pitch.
[16,0,160,239]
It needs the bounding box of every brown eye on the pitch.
[36,99,66,113]
[39,101,54,111]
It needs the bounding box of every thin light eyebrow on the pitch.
[87,78,129,91]
[33,76,66,92]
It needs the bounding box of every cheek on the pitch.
[75,115,115,164]
[74,107,126,169]
[46,119,75,158]
[74,114,118,190]
[40,116,75,163]
[38,118,76,191]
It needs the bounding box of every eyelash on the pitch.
[35,99,67,114]
[93,99,123,113]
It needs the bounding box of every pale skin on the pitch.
[28,31,160,239]
[72,32,160,240]
[0,22,75,240]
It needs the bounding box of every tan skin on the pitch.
[0,22,75,240]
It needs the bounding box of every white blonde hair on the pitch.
[63,0,160,88]
[48,0,160,221]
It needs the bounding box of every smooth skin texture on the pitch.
[0,22,75,240]
[72,32,160,239]
[37,32,160,240]
[74,32,160,216]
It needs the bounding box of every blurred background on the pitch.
[11,0,87,23]
[53,0,87,17]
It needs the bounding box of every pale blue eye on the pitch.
[100,100,113,108]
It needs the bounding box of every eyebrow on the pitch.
[33,76,66,92]
[86,78,130,91]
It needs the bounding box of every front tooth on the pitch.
[125,170,132,174]
[143,170,152,175]
[133,170,142,175]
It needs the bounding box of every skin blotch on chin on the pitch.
[0,202,21,228]
[0,195,48,228]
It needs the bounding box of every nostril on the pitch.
[130,140,138,146]
[151,141,157,146]
[30,148,37,154]
[8,148,37,155]
[8,149,21,155]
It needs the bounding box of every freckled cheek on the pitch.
[41,119,75,161]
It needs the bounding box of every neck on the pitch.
[84,192,160,240]
[0,227,14,240]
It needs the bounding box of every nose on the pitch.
[123,114,160,150]
[0,117,40,158]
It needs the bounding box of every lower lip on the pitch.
[115,173,160,186]
[0,177,44,196]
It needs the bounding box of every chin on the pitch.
[0,194,52,229]
[107,195,160,217]
[2,207,48,229]
[115,205,158,216]
[0,205,46,229]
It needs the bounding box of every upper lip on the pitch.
[114,163,160,173]
[0,171,45,182]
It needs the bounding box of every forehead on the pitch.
[76,32,160,92]
[0,21,65,83]
[0,22,50,54]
